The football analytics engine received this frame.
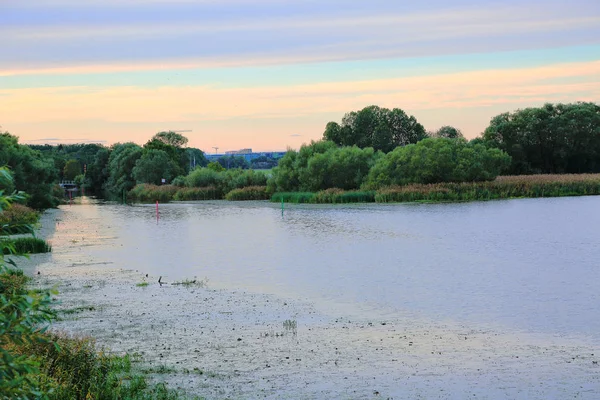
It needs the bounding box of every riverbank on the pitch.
[26,202,600,399]
[4,208,199,399]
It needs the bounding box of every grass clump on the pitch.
[136,281,150,288]
[225,186,270,201]
[2,237,52,255]
[313,188,375,203]
[271,192,315,204]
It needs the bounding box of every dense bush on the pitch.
[268,141,380,192]
[365,137,511,188]
[185,167,223,188]
[225,186,270,201]
[0,203,40,226]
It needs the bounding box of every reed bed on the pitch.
[172,186,222,201]
[272,189,376,204]
[271,192,315,203]
[225,186,270,201]
[272,174,600,204]
[375,174,600,203]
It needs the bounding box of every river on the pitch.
[50,196,600,339]
[31,196,600,399]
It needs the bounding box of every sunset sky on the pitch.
[1,0,599,153]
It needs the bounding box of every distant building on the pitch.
[205,149,287,163]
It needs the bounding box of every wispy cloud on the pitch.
[2,1,598,74]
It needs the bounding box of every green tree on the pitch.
[483,102,600,174]
[323,105,427,152]
[62,159,81,181]
[0,132,60,209]
[366,137,511,188]
[132,149,180,185]
[207,161,225,172]
[104,143,142,200]
[152,131,189,148]
[433,126,464,139]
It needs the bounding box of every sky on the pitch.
[1,0,599,153]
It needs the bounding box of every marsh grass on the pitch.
[271,192,315,203]
[2,237,52,255]
[375,174,600,203]
[273,174,600,204]
[172,186,221,201]
[225,186,270,201]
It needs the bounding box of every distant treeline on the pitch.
[1,101,599,208]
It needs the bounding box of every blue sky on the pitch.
[1,0,599,151]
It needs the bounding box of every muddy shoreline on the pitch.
[25,206,600,399]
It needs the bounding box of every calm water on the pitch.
[49,196,600,339]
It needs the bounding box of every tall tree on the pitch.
[433,126,464,139]
[483,102,600,174]
[0,132,60,209]
[323,105,427,152]
[132,149,180,185]
[104,143,143,200]
[63,159,81,181]
[152,131,189,148]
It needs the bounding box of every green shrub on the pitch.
[185,168,223,188]
[128,184,178,203]
[0,203,40,225]
[225,186,270,201]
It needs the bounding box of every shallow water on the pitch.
[45,196,600,340]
